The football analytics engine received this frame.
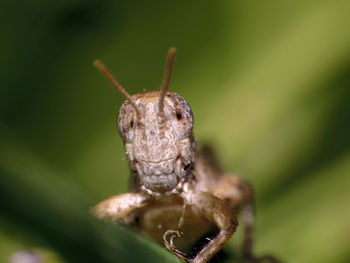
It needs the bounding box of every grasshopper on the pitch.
[92,48,278,263]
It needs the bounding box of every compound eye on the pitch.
[118,101,135,143]
[166,93,193,139]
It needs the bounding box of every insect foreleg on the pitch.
[184,191,238,263]
[91,193,149,223]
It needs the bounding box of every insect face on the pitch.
[94,48,195,195]
[118,91,195,194]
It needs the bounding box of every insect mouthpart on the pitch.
[135,158,185,193]
[140,173,179,193]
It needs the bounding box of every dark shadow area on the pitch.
[50,0,110,36]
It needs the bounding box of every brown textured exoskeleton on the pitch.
[92,48,279,263]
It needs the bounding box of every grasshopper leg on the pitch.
[91,193,149,223]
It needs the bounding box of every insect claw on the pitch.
[163,229,188,261]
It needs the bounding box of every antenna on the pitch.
[93,60,140,115]
[159,47,177,112]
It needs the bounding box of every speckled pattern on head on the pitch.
[117,91,195,194]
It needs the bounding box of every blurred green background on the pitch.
[1,1,350,262]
